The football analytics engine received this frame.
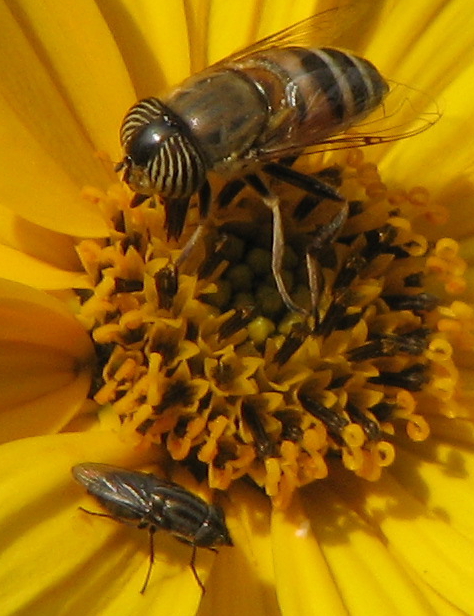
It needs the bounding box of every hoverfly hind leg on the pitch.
[262,162,344,203]
[216,178,246,209]
[244,173,307,315]
[305,204,349,323]
[175,224,207,268]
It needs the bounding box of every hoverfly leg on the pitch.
[198,180,212,219]
[175,224,207,268]
[277,156,299,168]
[216,178,246,209]
[305,251,322,324]
[189,544,206,594]
[140,528,156,594]
[245,173,307,315]
[305,204,349,319]
[164,196,192,241]
[175,181,212,269]
[262,162,344,202]
[130,193,150,208]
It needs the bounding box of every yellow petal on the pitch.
[199,481,279,616]
[0,201,90,288]
[364,0,450,76]
[401,564,472,616]
[107,0,192,95]
[0,279,93,442]
[339,471,474,615]
[10,0,136,161]
[0,3,109,236]
[208,0,267,62]
[272,492,348,616]
[303,482,438,616]
[0,203,80,270]
[0,244,90,290]
[393,439,474,541]
[369,0,474,193]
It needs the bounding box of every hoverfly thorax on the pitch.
[119,97,207,199]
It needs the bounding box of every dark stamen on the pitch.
[217,306,256,341]
[368,363,429,391]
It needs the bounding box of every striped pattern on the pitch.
[120,98,205,199]
[120,97,163,148]
[289,47,388,124]
[144,131,201,198]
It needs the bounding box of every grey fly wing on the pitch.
[72,463,155,520]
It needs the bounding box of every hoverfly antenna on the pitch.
[115,155,131,174]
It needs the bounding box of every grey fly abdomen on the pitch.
[72,463,232,593]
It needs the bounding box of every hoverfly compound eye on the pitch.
[120,98,168,148]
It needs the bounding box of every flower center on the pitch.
[77,150,464,508]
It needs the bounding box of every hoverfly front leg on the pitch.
[174,181,212,268]
[244,173,305,314]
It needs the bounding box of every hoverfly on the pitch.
[116,7,439,313]
[72,463,232,593]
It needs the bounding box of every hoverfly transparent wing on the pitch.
[209,4,440,161]
[255,77,441,161]
[214,4,365,64]
[313,80,440,151]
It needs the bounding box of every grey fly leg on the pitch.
[78,506,157,594]
[140,528,156,594]
[306,204,349,319]
[189,544,206,593]
[78,507,116,519]
[244,173,306,314]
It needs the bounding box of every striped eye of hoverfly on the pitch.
[116,6,439,315]
[72,463,232,593]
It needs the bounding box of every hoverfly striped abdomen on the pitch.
[289,47,388,124]
[72,463,232,593]
[232,46,389,154]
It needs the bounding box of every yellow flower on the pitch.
[1,1,474,615]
